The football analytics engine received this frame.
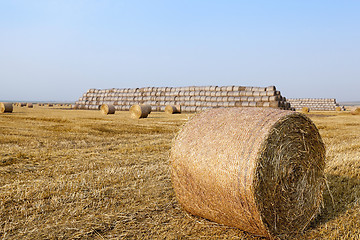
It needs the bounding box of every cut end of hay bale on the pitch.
[100,104,115,115]
[254,113,325,238]
[165,105,181,114]
[0,102,13,113]
[170,107,325,239]
[129,104,151,119]
[335,106,341,111]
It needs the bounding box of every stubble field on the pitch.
[0,105,359,239]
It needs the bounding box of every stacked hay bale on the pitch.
[75,86,293,112]
[287,98,341,111]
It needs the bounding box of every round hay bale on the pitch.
[129,104,151,118]
[100,104,115,115]
[170,107,325,239]
[0,102,13,113]
[351,107,360,115]
[165,105,181,114]
[266,86,276,91]
[335,106,341,111]
[302,107,310,113]
[27,103,33,108]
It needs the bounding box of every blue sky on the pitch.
[1,0,359,102]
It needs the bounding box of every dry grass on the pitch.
[0,107,359,239]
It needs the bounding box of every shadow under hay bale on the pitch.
[170,107,325,239]
[129,104,151,119]
[100,104,115,115]
[0,102,13,113]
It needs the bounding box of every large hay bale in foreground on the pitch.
[0,102,13,113]
[100,104,115,115]
[165,105,181,114]
[170,107,325,239]
[129,104,151,119]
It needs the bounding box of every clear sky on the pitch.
[1,1,359,102]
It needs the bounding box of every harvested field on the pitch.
[0,106,359,239]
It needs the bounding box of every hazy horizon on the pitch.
[1,1,359,102]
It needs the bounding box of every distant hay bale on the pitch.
[100,104,115,115]
[302,107,310,113]
[165,105,181,114]
[335,106,341,111]
[129,104,151,119]
[0,102,13,113]
[27,103,33,108]
[351,107,360,115]
[170,107,325,239]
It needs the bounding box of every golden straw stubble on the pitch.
[165,105,181,114]
[100,104,115,115]
[0,102,13,113]
[129,104,151,119]
[170,107,325,239]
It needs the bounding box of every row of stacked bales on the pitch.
[287,98,342,111]
[75,86,294,112]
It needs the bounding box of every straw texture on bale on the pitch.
[0,102,13,113]
[170,107,325,239]
[129,104,151,119]
[165,105,181,114]
[100,104,115,115]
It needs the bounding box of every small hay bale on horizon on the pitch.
[302,107,310,113]
[100,104,115,115]
[351,107,360,115]
[0,102,13,113]
[165,105,181,114]
[27,103,33,108]
[170,107,326,239]
[129,104,151,119]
